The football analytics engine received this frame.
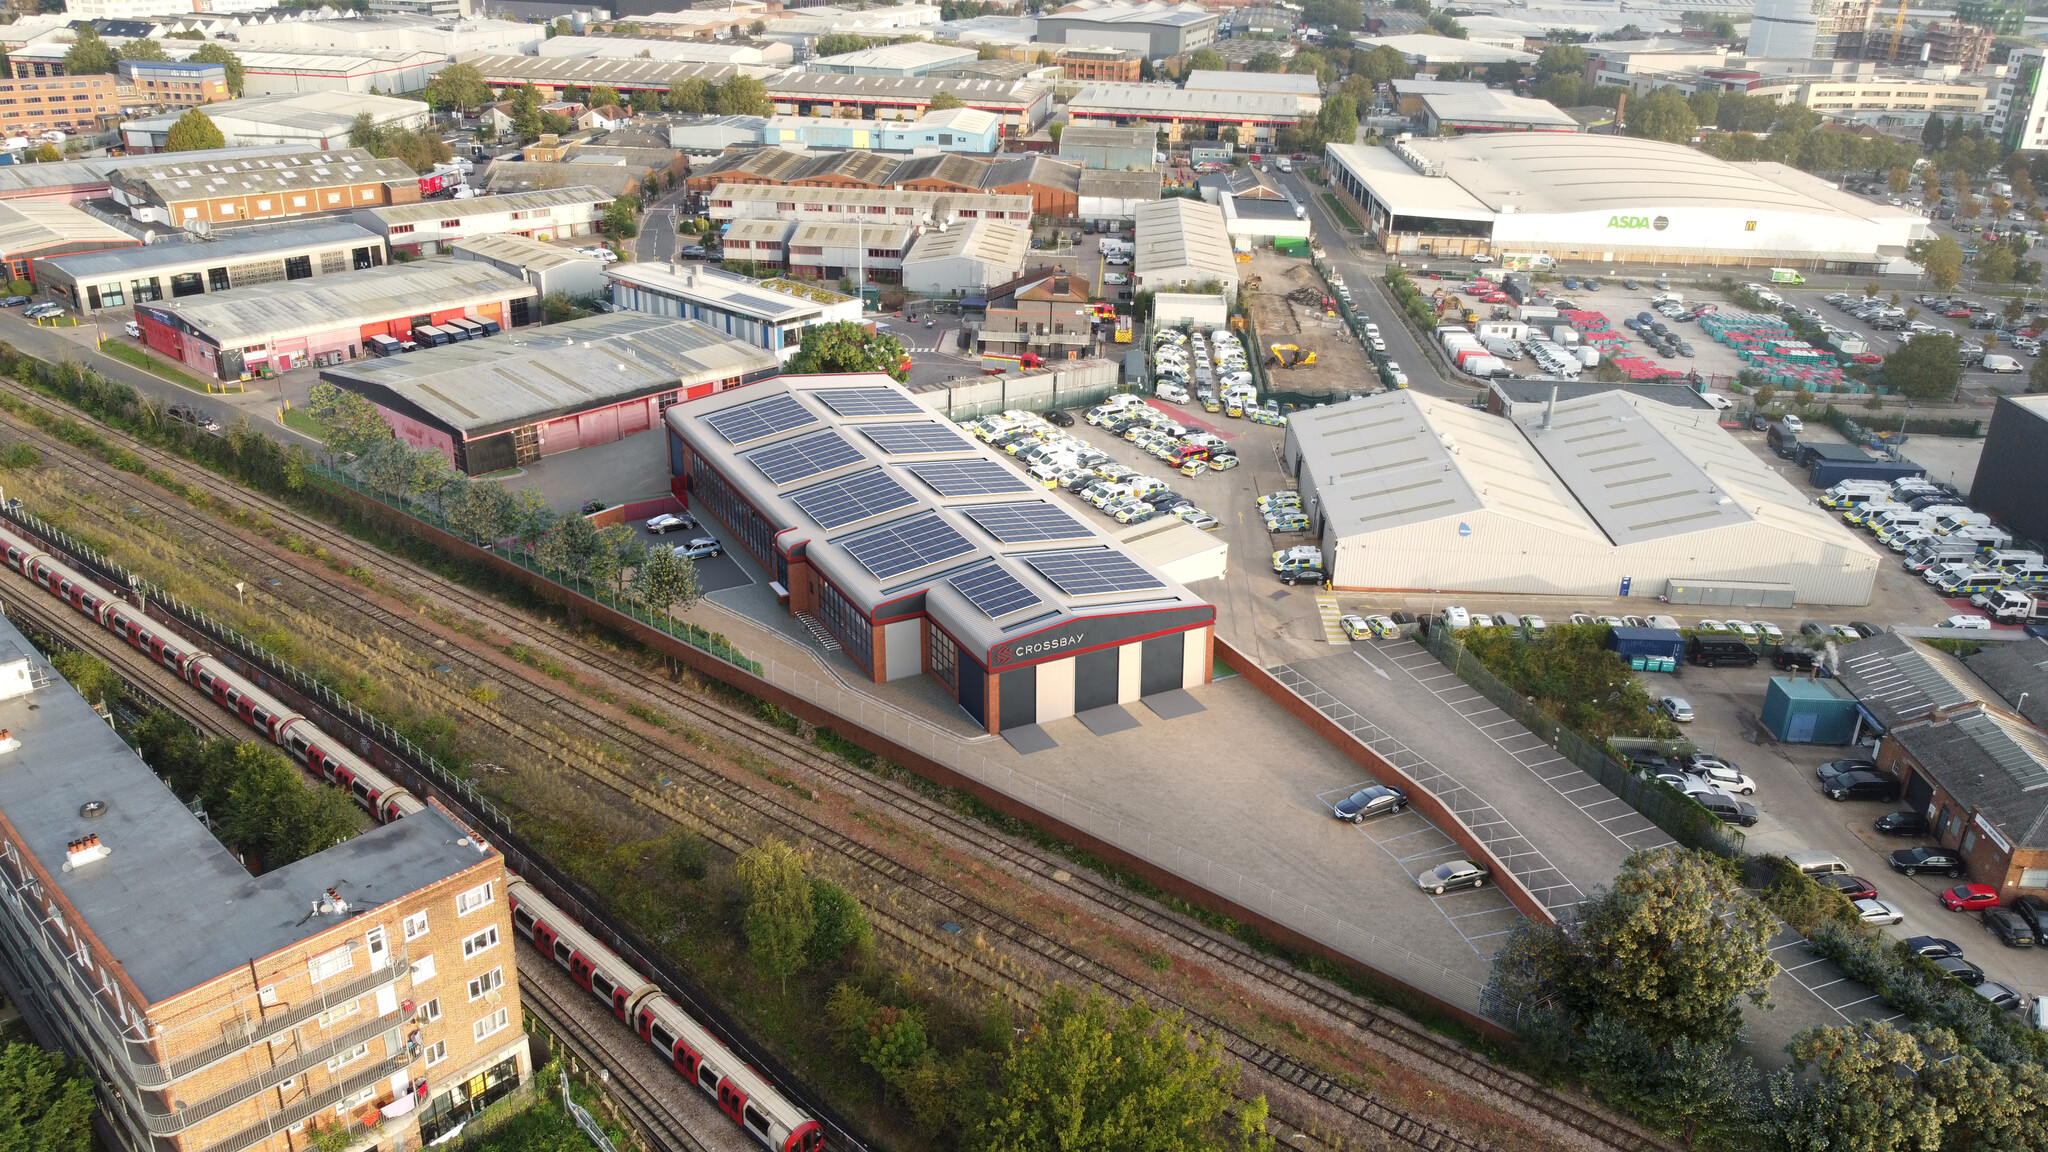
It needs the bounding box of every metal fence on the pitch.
[1419,627,1745,859]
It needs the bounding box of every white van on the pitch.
[1982,354,2025,373]
[1098,237,1133,255]
[1935,512,1992,534]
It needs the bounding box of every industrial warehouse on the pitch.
[666,377,1215,734]
[322,313,779,474]
[1324,134,1928,269]
[1282,390,1880,606]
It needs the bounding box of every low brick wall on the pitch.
[585,496,683,529]
[1214,637,1557,929]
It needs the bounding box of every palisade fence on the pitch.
[1419,627,1746,859]
[288,464,1536,1030]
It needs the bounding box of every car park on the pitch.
[1984,906,2036,947]
[645,513,698,534]
[1942,883,2002,911]
[1332,784,1408,822]
[1415,859,1490,894]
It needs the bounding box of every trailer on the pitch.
[1808,458,1927,488]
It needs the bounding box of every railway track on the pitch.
[0,585,238,743]
[0,381,1672,1152]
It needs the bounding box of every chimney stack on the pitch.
[1542,384,1558,430]
[63,835,108,872]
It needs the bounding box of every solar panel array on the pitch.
[962,501,1089,544]
[745,430,863,486]
[814,388,923,418]
[790,468,918,530]
[951,563,1042,619]
[860,422,969,456]
[905,459,1033,498]
[1022,549,1165,596]
[703,393,816,445]
[842,513,975,580]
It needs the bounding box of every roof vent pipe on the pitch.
[1542,384,1557,430]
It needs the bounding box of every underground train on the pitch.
[0,521,425,822]
[508,878,825,1152]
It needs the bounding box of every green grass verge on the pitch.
[1321,192,1362,232]
[279,407,329,441]
[97,340,215,394]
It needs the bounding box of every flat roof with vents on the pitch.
[319,312,778,440]
[665,374,1211,665]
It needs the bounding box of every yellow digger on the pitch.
[1269,343,1317,369]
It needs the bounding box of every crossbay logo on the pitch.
[993,633,1087,665]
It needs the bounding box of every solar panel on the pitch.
[790,468,917,530]
[814,388,923,418]
[745,430,863,486]
[962,501,1089,544]
[702,393,816,445]
[1022,549,1164,596]
[906,459,1033,497]
[841,513,975,580]
[951,563,1042,619]
[860,422,970,456]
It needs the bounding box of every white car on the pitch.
[1782,414,1805,433]
[1703,393,1733,411]
[1646,614,1681,631]
[1660,696,1695,722]
[1854,898,1905,926]
[1469,254,1495,264]
[123,319,140,338]
[1754,620,1785,642]
[1471,613,1495,627]
[1939,614,1993,630]
[1103,272,1129,286]
[1442,605,1472,629]
[1727,620,1759,641]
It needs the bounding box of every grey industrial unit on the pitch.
[34,221,385,315]
[449,234,609,299]
[1057,124,1157,171]
[1036,2,1219,56]
[665,375,1214,733]
[1970,393,2048,549]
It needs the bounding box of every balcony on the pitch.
[201,1050,415,1152]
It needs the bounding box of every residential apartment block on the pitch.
[119,59,231,107]
[0,73,118,137]
[0,615,529,1152]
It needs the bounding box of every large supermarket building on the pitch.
[1324,134,1927,270]
[667,375,1214,734]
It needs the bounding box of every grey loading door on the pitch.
[1140,635,1183,697]
[1073,647,1120,712]
[998,666,1037,732]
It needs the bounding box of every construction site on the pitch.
[1247,252,1379,401]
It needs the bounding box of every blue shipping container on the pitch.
[1608,626,1685,661]
[1808,458,1926,488]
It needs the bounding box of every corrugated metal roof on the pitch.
[144,260,535,346]
[1520,390,1753,546]
[0,202,134,256]
[1133,197,1235,280]
[366,186,612,227]
[1836,632,1991,730]
[38,221,376,279]
[447,233,598,272]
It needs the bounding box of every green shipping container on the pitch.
[1274,237,1309,253]
[1760,676,1862,744]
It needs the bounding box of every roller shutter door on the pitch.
[998,667,1036,732]
[578,406,621,448]
[1073,647,1119,712]
[542,417,581,454]
[1139,634,1184,697]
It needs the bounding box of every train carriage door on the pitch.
[611,984,630,1021]
[716,1081,747,1125]
[676,1043,700,1079]
[570,953,594,989]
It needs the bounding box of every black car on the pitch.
[1851,621,1883,638]
[1691,791,1759,826]
[1984,906,2036,948]
[1874,810,1931,836]
[1935,954,1987,985]
[1043,409,1076,427]
[1332,784,1407,822]
[1824,770,1900,802]
[1903,935,1963,959]
[1891,846,1967,877]
[680,244,707,258]
[2014,894,2048,937]
[1278,567,1324,586]
[1774,647,1821,671]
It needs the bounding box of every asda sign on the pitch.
[1608,215,1671,231]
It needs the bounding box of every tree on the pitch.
[1627,85,1696,145]
[787,321,909,382]
[1916,234,1964,289]
[1685,88,1718,127]
[51,651,120,707]
[425,61,491,113]
[735,838,814,992]
[808,878,872,967]
[588,84,621,109]
[164,109,225,152]
[1979,241,2017,283]
[1187,47,1225,72]
[603,198,639,238]
[0,1042,95,1152]
[715,74,772,117]
[1577,1015,1762,1148]
[631,544,702,617]
[973,986,1273,1152]
[1354,43,1411,84]
[927,89,965,111]
[1425,11,1466,37]
[349,111,378,149]
[535,510,601,575]
[667,76,713,113]
[446,481,517,543]
[1770,1022,1944,1152]
[306,381,391,455]
[826,983,931,1087]
[191,43,245,97]
[1312,92,1357,147]
[1883,332,1962,400]
[1246,51,1283,73]
[1570,848,1774,1044]
[813,32,878,57]
[358,439,453,499]
[27,144,58,165]
[508,488,559,548]
[1534,43,1587,77]
[118,37,168,62]
[62,28,117,76]
[1483,61,1522,88]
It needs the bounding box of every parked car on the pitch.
[1855,898,1906,926]
[0,295,27,307]
[2014,893,2048,938]
[1823,770,1899,802]
[1976,981,2025,1011]
[1940,614,1993,630]
[1903,935,1964,960]
[1942,883,2002,911]
[1874,810,1931,836]
[1817,874,1880,900]
[1278,566,1324,586]
[1891,846,1966,876]
[645,513,699,534]
[1660,696,1695,722]
[123,319,140,338]
[1984,906,2037,947]
[1415,859,1490,895]
[1935,954,1988,984]
[673,537,724,560]
[1332,784,1407,822]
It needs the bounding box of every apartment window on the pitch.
[402,911,429,940]
[419,997,441,1023]
[467,966,503,1001]
[461,926,499,960]
[867,248,894,258]
[424,1040,448,1068]
[456,881,493,916]
[316,999,361,1028]
[473,1007,510,1044]
[309,945,353,982]
[390,224,415,236]
[325,1042,369,1073]
[411,953,436,982]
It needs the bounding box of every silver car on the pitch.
[1415,859,1490,895]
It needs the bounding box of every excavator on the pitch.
[1269,344,1317,369]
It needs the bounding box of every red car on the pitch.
[1483,291,1509,303]
[1946,307,1973,318]
[1942,883,2001,911]
[1851,352,1884,365]
[1819,874,1880,901]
